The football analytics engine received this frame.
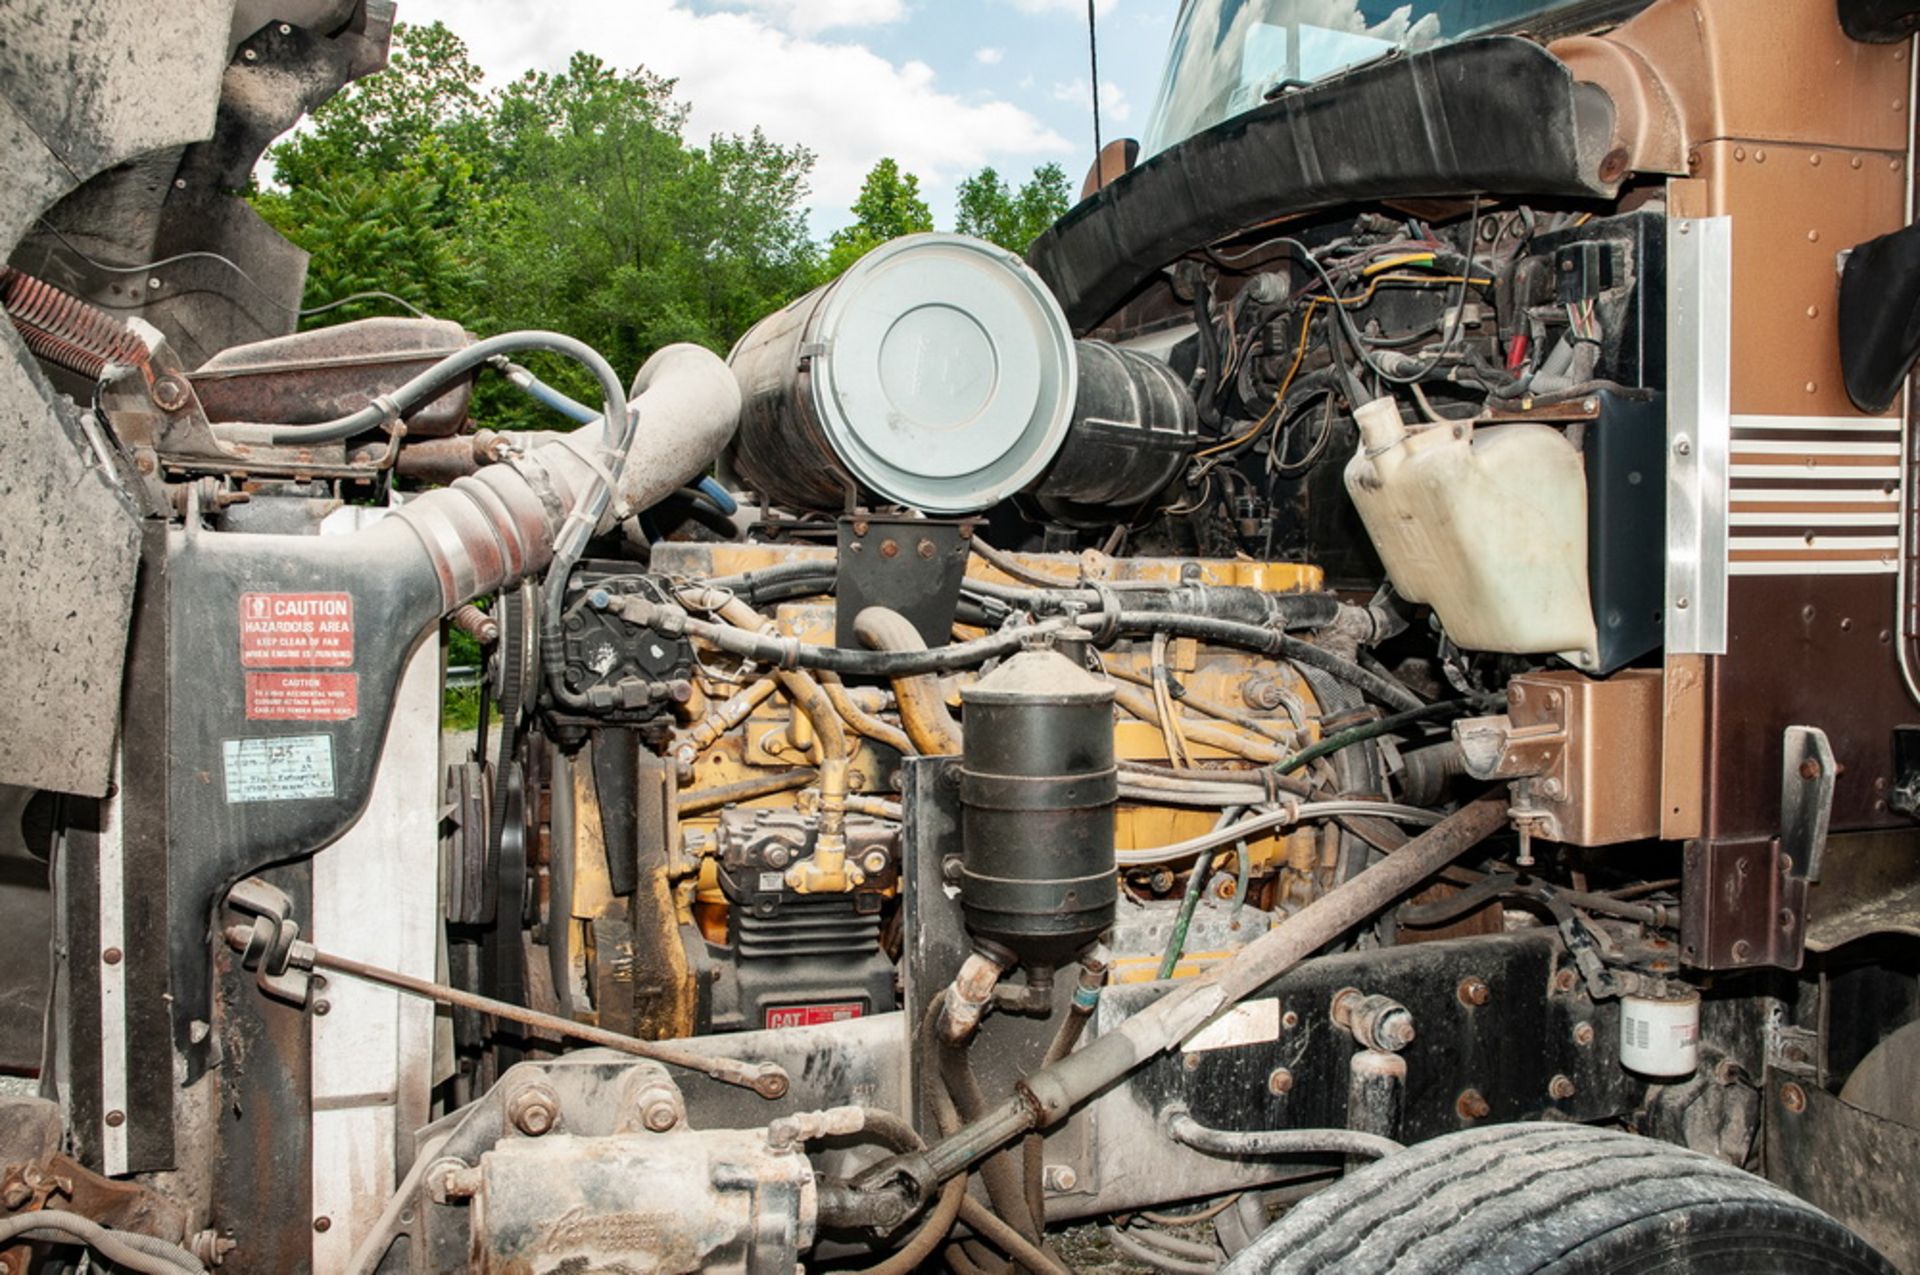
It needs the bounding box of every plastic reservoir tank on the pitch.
[1343,396,1599,665]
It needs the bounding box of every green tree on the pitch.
[269,21,487,195]
[953,162,1070,252]
[821,157,933,279]
[253,27,818,426]
[256,21,492,326]
[470,53,817,412]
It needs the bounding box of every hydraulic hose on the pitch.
[854,608,965,755]
[0,1210,206,1275]
[640,602,1067,678]
[832,796,1509,1227]
[1086,611,1422,711]
[820,671,916,756]
[1166,1108,1402,1160]
[221,330,632,448]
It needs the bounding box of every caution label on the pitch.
[239,592,354,668]
[245,672,358,721]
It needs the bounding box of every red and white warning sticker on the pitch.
[245,672,359,721]
[764,1002,865,1030]
[239,592,354,668]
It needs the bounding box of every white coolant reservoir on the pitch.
[1343,397,1598,665]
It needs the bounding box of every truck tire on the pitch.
[1221,1123,1896,1274]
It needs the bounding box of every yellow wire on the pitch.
[1360,252,1437,276]
[1194,271,1492,461]
[1196,299,1319,458]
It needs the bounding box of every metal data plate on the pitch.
[1665,216,1732,654]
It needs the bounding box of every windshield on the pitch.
[1142,0,1584,156]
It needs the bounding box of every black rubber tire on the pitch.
[1221,1123,1897,1275]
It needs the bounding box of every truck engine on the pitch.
[7,1,1920,1272]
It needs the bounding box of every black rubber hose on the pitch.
[675,611,1061,676]
[241,330,630,447]
[1088,611,1422,711]
[964,579,1344,631]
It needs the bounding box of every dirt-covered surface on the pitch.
[1054,1226,1154,1274]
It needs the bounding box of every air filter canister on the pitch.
[727,233,1078,514]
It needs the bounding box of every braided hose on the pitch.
[0,266,151,380]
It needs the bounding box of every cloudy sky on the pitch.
[395,0,1178,234]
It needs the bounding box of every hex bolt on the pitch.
[1730,939,1753,963]
[507,1082,561,1136]
[2,1180,30,1209]
[1781,1082,1808,1114]
[1549,1074,1577,1101]
[151,376,190,412]
[1042,1164,1078,1193]
[1572,1022,1595,1047]
[861,849,889,875]
[641,1100,681,1133]
[1267,1067,1294,1096]
[1553,968,1579,994]
[1457,1089,1491,1120]
[917,538,937,559]
[1456,977,1491,1007]
[879,539,899,559]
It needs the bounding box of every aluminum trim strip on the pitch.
[98,747,128,1175]
[1666,216,1732,654]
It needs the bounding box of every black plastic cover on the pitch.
[1839,221,1920,414]
[1837,0,1920,42]
[1027,36,1619,332]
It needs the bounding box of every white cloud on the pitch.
[974,46,1005,64]
[709,0,907,36]
[1050,77,1131,123]
[1007,0,1119,14]
[398,1,1072,219]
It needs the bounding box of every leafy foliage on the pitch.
[953,162,1071,252]
[820,157,935,280]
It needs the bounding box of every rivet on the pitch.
[312,999,331,1016]
[1852,155,1864,169]
[1753,148,1767,163]
[1733,146,1746,161]
[1807,229,1820,242]
[313,1216,331,1233]
[1809,153,1821,167]
[1807,305,1820,318]
[102,947,123,964]
[1805,381,1818,394]
[1268,1068,1294,1095]
[104,1110,125,1128]
[242,47,258,61]
[278,22,292,33]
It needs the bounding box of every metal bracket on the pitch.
[1679,726,1836,971]
[834,516,971,649]
[1888,727,1920,818]
[1780,725,1837,883]
[1764,1004,1821,1081]
[223,877,316,1006]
